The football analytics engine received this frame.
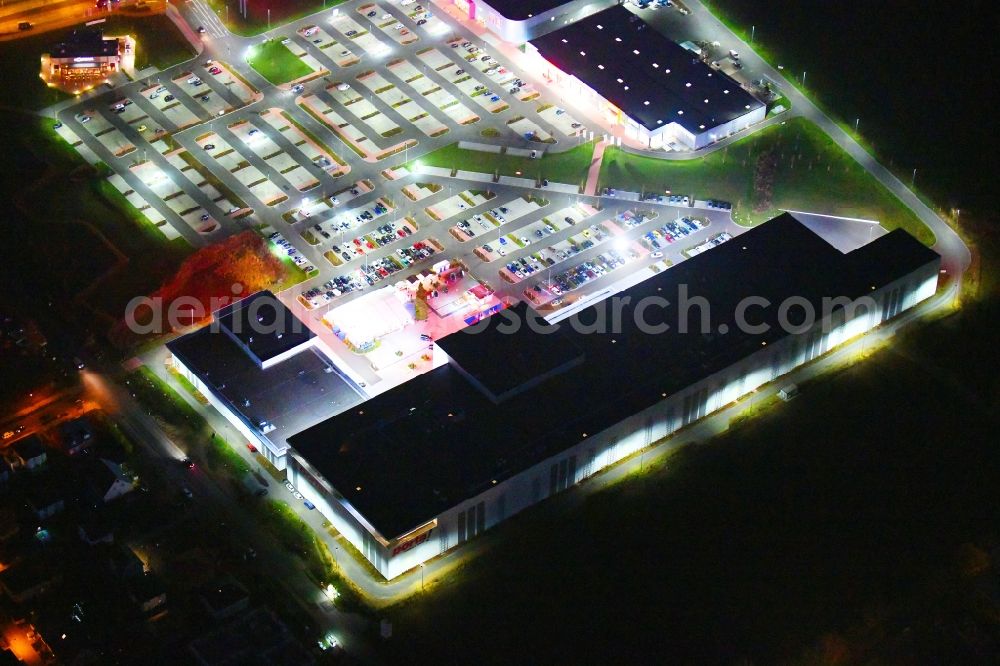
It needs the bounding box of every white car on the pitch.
[186,76,200,84]
[336,82,350,91]
[650,251,663,259]
[401,0,414,5]
[393,22,404,30]
[292,84,304,93]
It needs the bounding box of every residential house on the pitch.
[199,578,250,620]
[58,417,94,455]
[7,435,46,471]
[24,477,65,521]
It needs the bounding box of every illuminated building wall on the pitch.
[522,42,766,150]
[285,255,941,580]
[448,0,618,43]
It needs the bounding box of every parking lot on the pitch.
[51,0,743,380]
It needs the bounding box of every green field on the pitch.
[379,301,1000,663]
[0,115,191,328]
[599,117,934,245]
[406,140,597,189]
[247,39,314,84]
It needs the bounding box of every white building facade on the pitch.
[284,255,940,580]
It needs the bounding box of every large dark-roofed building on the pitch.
[448,0,619,42]
[168,292,362,467]
[527,4,765,149]
[285,215,939,579]
[437,302,584,402]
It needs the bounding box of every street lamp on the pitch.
[419,563,425,591]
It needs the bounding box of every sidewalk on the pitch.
[583,139,607,196]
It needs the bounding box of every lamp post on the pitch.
[419,563,425,591]
[750,25,755,44]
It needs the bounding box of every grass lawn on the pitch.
[106,13,196,71]
[379,309,1000,664]
[247,39,314,84]
[0,114,191,329]
[406,140,597,189]
[0,14,193,112]
[599,117,934,245]
[205,0,345,37]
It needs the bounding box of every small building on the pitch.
[83,458,135,504]
[0,505,19,543]
[199,579,250,620]
[59,417,94,455]
[127,572,167,615]
[39,28,134,94]
[106,545,145,580]
[25,477,65,521]
[7,435,47,471]
[189,607,314,666]
[77,511,114,546]
[0,559,62,603]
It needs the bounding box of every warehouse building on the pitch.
[169,219,939,581]
[279,214,939,579]
[449,0,618,43]
[526,5,765,149]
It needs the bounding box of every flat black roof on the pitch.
[167,298,361,449]
[482,0,577,21]
[437,302,583,401]
[50,29,118,59]
[289,215,938,539]
[215,291,314,366]
[531,5,763,134]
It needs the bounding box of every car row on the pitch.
[704,199,732,210]
[330,221,413,262]
[687,232,733,257]
[640,217,703,252]
[269,232,315,273]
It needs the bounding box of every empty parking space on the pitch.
[360,3,419,46]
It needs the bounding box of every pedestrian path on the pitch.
[583,139,607,196]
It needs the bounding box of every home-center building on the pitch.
[169,215,940,580]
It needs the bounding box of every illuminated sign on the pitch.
[392,529,432,556]
[73,57,96,63]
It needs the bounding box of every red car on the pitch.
[209,67,222,75]
[246,443,257,453]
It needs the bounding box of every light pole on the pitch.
[419,563,425,591]
[911,168,917,188]
[801,71,807,87]
[854,117,859,133]
[750,25,755,44]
